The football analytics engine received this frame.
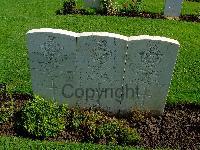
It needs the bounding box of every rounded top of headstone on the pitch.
[128,35,179,45]
[27,28,179,45]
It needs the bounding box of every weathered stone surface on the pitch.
[27,29,79,106]
[124,35,179,113]
[164,0,183,17]
[76,32,127,112]
[83,0,100,9]
[27,28,179,114]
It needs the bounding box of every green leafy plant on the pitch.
[61,0,86,15]
[120,0,143,14]
[100,0,120,15]
[134,0,143,12]
[66,108,141,145]
[85,8,97,15]
[96,119,141,145]
[19,95,68,138]
[59,0,143,16]
[0,85,15,124]
[95,120,119,144]
[118,123,141,145]
[66,108,105,141]
[0,99,15,124]
[62,0,79,14]
[185,0,200,2]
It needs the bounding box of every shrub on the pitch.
[120,0,143,14]
[64,0,76,14]
[185,0,200,2]
[66,108,106,141]
[66,108,141,145]
[0,99,14,124]
[95,120,119,144]
[61,0,86,15]
[118,123,141,145]
[59,0,143,16]
[96,119,141,145]
[0,87,15,124]
[85,8,97,15]
[19,95,68,138]
[100,0,120,15]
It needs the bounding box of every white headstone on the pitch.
[27,29,79,106]
[27,28,179,114]
[76,32,127,112]
[164,0,183,17]
[124,36,179,113]
[83,0,100,9]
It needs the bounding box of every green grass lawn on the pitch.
[142,0,200,15]
[0,136,142,150]
[0,0,199,105]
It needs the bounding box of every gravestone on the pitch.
[27,28,179,114]
[164,0,183,18]
[76,33,128,112]
[83,0,100,9]
[27,29,79,106]
[124,36,179,113]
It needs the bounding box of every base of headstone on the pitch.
[165,16,180,20]
[164,0,183,18]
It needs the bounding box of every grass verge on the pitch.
[0,0,199,104]
[0,136,143,150]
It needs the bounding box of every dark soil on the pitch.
[1,93,200,149]
[130,104,200,149]
[120,11,200,23]
[57,8,200,23]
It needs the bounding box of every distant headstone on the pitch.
[83,0,100,9]
[164,0,183,18]
[27,28,179,114]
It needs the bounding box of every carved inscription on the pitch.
[87,39,113,83]
[137,41,163,85]
[30,36,68,76]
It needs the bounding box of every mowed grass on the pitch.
[0,0,199,104]
[142,0,200,15]
[0,136,142,150]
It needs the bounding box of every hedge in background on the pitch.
[185,0,200,2]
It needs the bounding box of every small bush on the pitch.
[61,0,86,15]
[120,0,143,14]
[95,120,119,144]
[185,0,200,2]
[118,123,141,145]
[96,119,141,145]
[100,0,120,15]
[0,99,14,124]
[66,108,141,145]
[59,0,143,15]
[62,0,79,14]
[19,95,68,138]
[66,108,105,141]
[85,8,97,15]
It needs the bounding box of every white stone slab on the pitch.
[124,36,179,113]
[83,0,101,9]
[164,0,183,17]
[27,28,179,114]
[27,30,79,104]
[76,33,127,112]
